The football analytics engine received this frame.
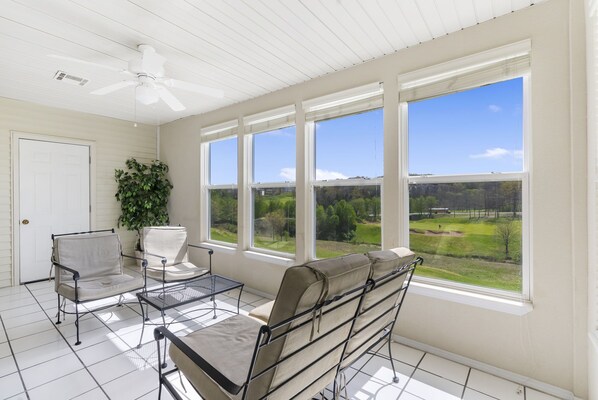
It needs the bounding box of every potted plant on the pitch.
[114,158,173,252]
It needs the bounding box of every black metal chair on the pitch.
[155,253,372,400]
[51,228,147,345]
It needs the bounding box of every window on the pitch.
[203,121,238,245]
[305,83,384,259]
[246,106,296,256]
[401,50,529,298]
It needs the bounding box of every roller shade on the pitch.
[244,105,295,134]
[303,82,383,121]
[400,54,530,103]
[200,120,238,141]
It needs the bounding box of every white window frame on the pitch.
[304,82,385,260]
[398,40,532,302]
[244,105,297,258]
[201,121,239,248]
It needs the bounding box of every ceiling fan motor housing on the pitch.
[128,45,165,77]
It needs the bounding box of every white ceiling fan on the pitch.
[50,44,224,111]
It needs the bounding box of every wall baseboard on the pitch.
[393,334,577,400]
[243,286,275,300]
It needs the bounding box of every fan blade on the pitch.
[163,79,224,98]
[91,81,136,95]
[156,86,186,111]
[48,54,127,73]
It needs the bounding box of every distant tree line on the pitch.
[409,181,521,218]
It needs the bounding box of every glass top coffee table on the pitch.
[136,274,244,364]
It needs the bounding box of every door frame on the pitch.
[11,131,96,286]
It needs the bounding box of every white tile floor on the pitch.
[0,278,563,400]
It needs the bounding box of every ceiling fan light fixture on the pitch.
[136,83,160,105]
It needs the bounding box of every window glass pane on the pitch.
[409,181,522,292]
[209,137,237,185]
[315,186,381,259]
[315,108,383,181]
[253,126,296,183]
[209,188,237,244]
[409,78,523,176]
[252,188,296,253]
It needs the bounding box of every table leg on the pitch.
[211,277,217,319]
[136,296,146,349]
[161,311,168,368]
[237,286,243,314]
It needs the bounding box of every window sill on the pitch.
[201,241,237,254]
[409,281,533,316]
[243,250,296,267]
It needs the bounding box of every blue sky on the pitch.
[210,137,237,185]
[409,77,523,175]
[210,77,522,184]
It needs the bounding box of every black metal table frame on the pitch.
[136,274,244,366]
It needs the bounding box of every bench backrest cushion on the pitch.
[341,247,415,368]
[142,226,189,267]
[247,253,371,399]
[53,232,122,287]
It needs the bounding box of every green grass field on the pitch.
[212,215,522,292]
[210,227,237,244]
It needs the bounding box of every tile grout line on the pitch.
[24,283,111,399]
[396,348,427,399]
[461,367,472,398]
[0,314,31,400]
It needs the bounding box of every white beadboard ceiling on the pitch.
[0,0,544,125]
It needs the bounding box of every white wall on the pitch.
[586,0,598,397]
[0,97,157,287]
[160,0,588,396]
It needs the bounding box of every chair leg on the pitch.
[387,339,399,383]
[55,294,62,325]
[157,339,163,399]
[74,302,81,346]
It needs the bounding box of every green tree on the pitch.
[424,196,438,216]
[316,205,327,238]
[325,205,339,240]
[254,196,269,219]
[351,198,367,221]
[496,219,519,260]
[335,200,357,241]
[501,181,520,218]
[265,209,286,241]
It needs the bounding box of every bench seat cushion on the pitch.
[248,300,273,324]
[146,262,208,282]
[169,314,263,400]
[57,272,144,302]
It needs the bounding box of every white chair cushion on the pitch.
[142,226,189,268]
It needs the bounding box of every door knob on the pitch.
[22,219,29,225]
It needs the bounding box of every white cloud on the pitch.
[279,167,296,181]
[470,147,510,159]
[316,169,348,180]
[279,168,348,181]
[488,104,502,113]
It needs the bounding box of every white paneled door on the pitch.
[19,139,90,283]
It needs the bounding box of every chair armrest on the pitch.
[154,326,244,395]
[52,262,80,280]
[122,253,148,268]
[188,244,213,274]
[188,244,214,255]
[143,251,167,265]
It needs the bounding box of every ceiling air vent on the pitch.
[53,70,89,86]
